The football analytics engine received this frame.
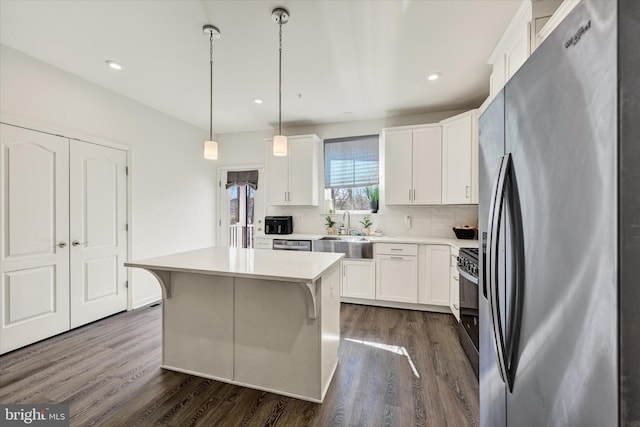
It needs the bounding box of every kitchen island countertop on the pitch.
[125,246,343,284]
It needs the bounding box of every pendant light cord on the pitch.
[209,32,214,141]
[278,20,283,135]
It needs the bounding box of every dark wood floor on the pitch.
[0,303,478,426]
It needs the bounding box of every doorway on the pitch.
[218,167,265,248]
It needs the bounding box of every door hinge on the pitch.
[126,166,129,175]
[125,224,129,232]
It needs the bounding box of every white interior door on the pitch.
[69,140,127,328]
[0,124,70,354]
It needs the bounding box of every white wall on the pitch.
[0,45,216,308]
[216,111,478,240]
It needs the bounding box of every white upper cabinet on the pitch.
[384,125,442,206]
[267,134,320,206]
[535,1,578,49]
[384,129,413,205]
[441,110,478,205]
[488,0,565,101]
[412,127,443,204]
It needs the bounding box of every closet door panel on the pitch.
[70,140,127,328]
[0,124,70,354]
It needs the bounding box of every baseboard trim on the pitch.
[340,297,453,314]
[160,365,325,403]
[132,295,162,309]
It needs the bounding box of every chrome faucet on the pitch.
[342,211,351,235]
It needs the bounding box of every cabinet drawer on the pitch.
[254,237,273,250]
[375,243,418,256]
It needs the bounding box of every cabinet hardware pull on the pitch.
[465,186,470,198]
[72,240,88,247]
[390,256,403,260]
[453,304,459,310]
[413,189,416,200]
[454,276,459,281]
[390,248,403,251]
[57,241,67,248]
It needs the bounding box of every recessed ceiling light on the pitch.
[253,98,263,104]
[106,60,123,71]
[427,72,441,81]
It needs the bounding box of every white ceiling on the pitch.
[0,0,520,135]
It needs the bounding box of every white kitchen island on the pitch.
[125,247,343,403]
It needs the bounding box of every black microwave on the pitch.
[264,216,293,235]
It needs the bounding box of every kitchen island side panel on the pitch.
[162,272,234,380]
[320,263,341,399]
[234,277,323,400]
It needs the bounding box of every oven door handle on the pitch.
[487,154,509,385]
[457,268,478,285]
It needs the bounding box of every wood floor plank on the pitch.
[0,303,479,426]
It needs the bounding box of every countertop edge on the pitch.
[125,252,344,284]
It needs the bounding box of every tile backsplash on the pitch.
[266,205,478,239]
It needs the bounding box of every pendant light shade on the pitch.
[204,140,219,160]
[203,24,221,160]
[273,134,287,157]
[272,8,289,156]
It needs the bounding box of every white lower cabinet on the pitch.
[450,247,460,321]
[375,244,418,304]
[418,245,451,306]
[341,259,375,299]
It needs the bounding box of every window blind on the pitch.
[226,170,259,190]
[324,135,379,188]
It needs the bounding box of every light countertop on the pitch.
[256,234,478,249]
[125,247,344,283]
[366,236,479,249]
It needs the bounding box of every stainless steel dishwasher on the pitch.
[272,239,312,251]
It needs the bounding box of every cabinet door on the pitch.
[442,114,472,204]
[0,125,70,354]
[376,255,417,303]
[288,136,317,206]
[342,260,375,299]
[384,129,413,205]
[506,24,530,80]
[419,245,450,306]
[412,127,442,205]
[490,55,507,101]
[69,141,128,328]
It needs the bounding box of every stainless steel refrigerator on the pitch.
[478,0,640,425]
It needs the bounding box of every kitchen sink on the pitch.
[313,236,373,259]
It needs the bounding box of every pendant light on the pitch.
[272,8,289,156]
[203,24,221,160]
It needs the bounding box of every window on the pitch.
[324,135,379,211]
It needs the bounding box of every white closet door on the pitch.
[0,124,70,354]
[69,140,127,328]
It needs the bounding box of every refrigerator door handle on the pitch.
[487,154,510,384]
[504,156,525,392]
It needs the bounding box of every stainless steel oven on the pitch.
[457,247,479,377]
